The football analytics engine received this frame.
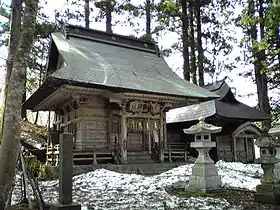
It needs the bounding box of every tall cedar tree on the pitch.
[85,0,90,28]
[0,0,38,206]
[189,3,197,84]
[180,0,190,81]
[195,1,204,86]
[105,0,113,33]
[247,0,271,131]
[146,0,152,36]
[0,0,21,138]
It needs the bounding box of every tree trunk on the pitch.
[21,72,27,120]
[146,0,151,36]
[181,0,190,81]
[248,0,271,131]
[106,0,113,33]
[195,2,204,86]
[85,0,90,28]
[189,5,197,84]
[0,0,38,206]
[0,0,22,139]
[275,17,280,65]
[258,0,271,131]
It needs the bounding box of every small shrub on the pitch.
[25,156,41,178]
[39,165,58,180]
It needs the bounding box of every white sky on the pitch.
[0,0,260,107]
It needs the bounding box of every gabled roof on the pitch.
[166,79,270,123]
[232,122,262,137]
[50,32,216,98]
[24,25,218,110]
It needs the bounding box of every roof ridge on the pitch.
[203,78,228,92]
[62,24,160,55]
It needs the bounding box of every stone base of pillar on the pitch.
[254,184,280,205]
[159,150,165,163]
[51,203,81,210]
[274,162,280,180]
[187,163,222,193]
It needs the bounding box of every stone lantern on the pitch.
[269,120,280,181]
[254,135,280,204]
[183,117,222,193]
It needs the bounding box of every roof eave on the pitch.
[23,77,61,111]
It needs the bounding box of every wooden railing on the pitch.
[46,141,115,165]
[164,143,189,163]
[46,145,59,166]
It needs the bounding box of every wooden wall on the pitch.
[58,95,110,151]
[216,134,233,162]
[78,96,109,150]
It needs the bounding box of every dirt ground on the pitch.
[169,188,280,210]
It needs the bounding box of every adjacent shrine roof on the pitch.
[167,79,270,123]
[24,25,218,110]
[269,120,280,135]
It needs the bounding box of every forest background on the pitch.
[0,0,279,205]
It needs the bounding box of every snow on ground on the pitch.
[12,161,262,210]
[217,161,262,191]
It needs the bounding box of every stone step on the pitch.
[71,162,188,177]
[127,155,152,160]
[127,151,150,155]
[126,159,157,164]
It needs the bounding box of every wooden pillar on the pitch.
[252,138,256,161]
[107,112,111,149]
[148,118,151,154]
[81,118,86,150]
[163,112,167,150]
[120,111,127,164]
[159,112,164,163]
[233,137,237,162]
[245,137,249,163]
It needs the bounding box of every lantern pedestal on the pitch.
[188,141,222,193]
[254,160,280,205]
[254,135,280,205]
[274,146,280,180]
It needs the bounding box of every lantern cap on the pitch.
[183,117,222,134]
[255,135,276,147]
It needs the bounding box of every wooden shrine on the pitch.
[23,25,217,165]
[167,79,270,163]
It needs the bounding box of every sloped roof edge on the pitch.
[49,32,218,99]
[166,100,216,123]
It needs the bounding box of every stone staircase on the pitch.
[123,163,185,175]
[126,151,156,164]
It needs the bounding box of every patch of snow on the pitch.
[21,131,44,150]
[217,161,262,191]
[12,161,262,209]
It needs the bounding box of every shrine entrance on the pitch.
[127,118,160,152]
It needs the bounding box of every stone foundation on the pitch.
[188,162,222,193]
[254,184,280,205]
[51,203,81,210]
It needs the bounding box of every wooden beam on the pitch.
[233,137,237,162]
[245,137,249,163]
[163,112,167,150]
[120,111,127,163]
[107,111,111,149]
[252,138,256,161]
[159,112,164,163]
[148,118,151,154]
